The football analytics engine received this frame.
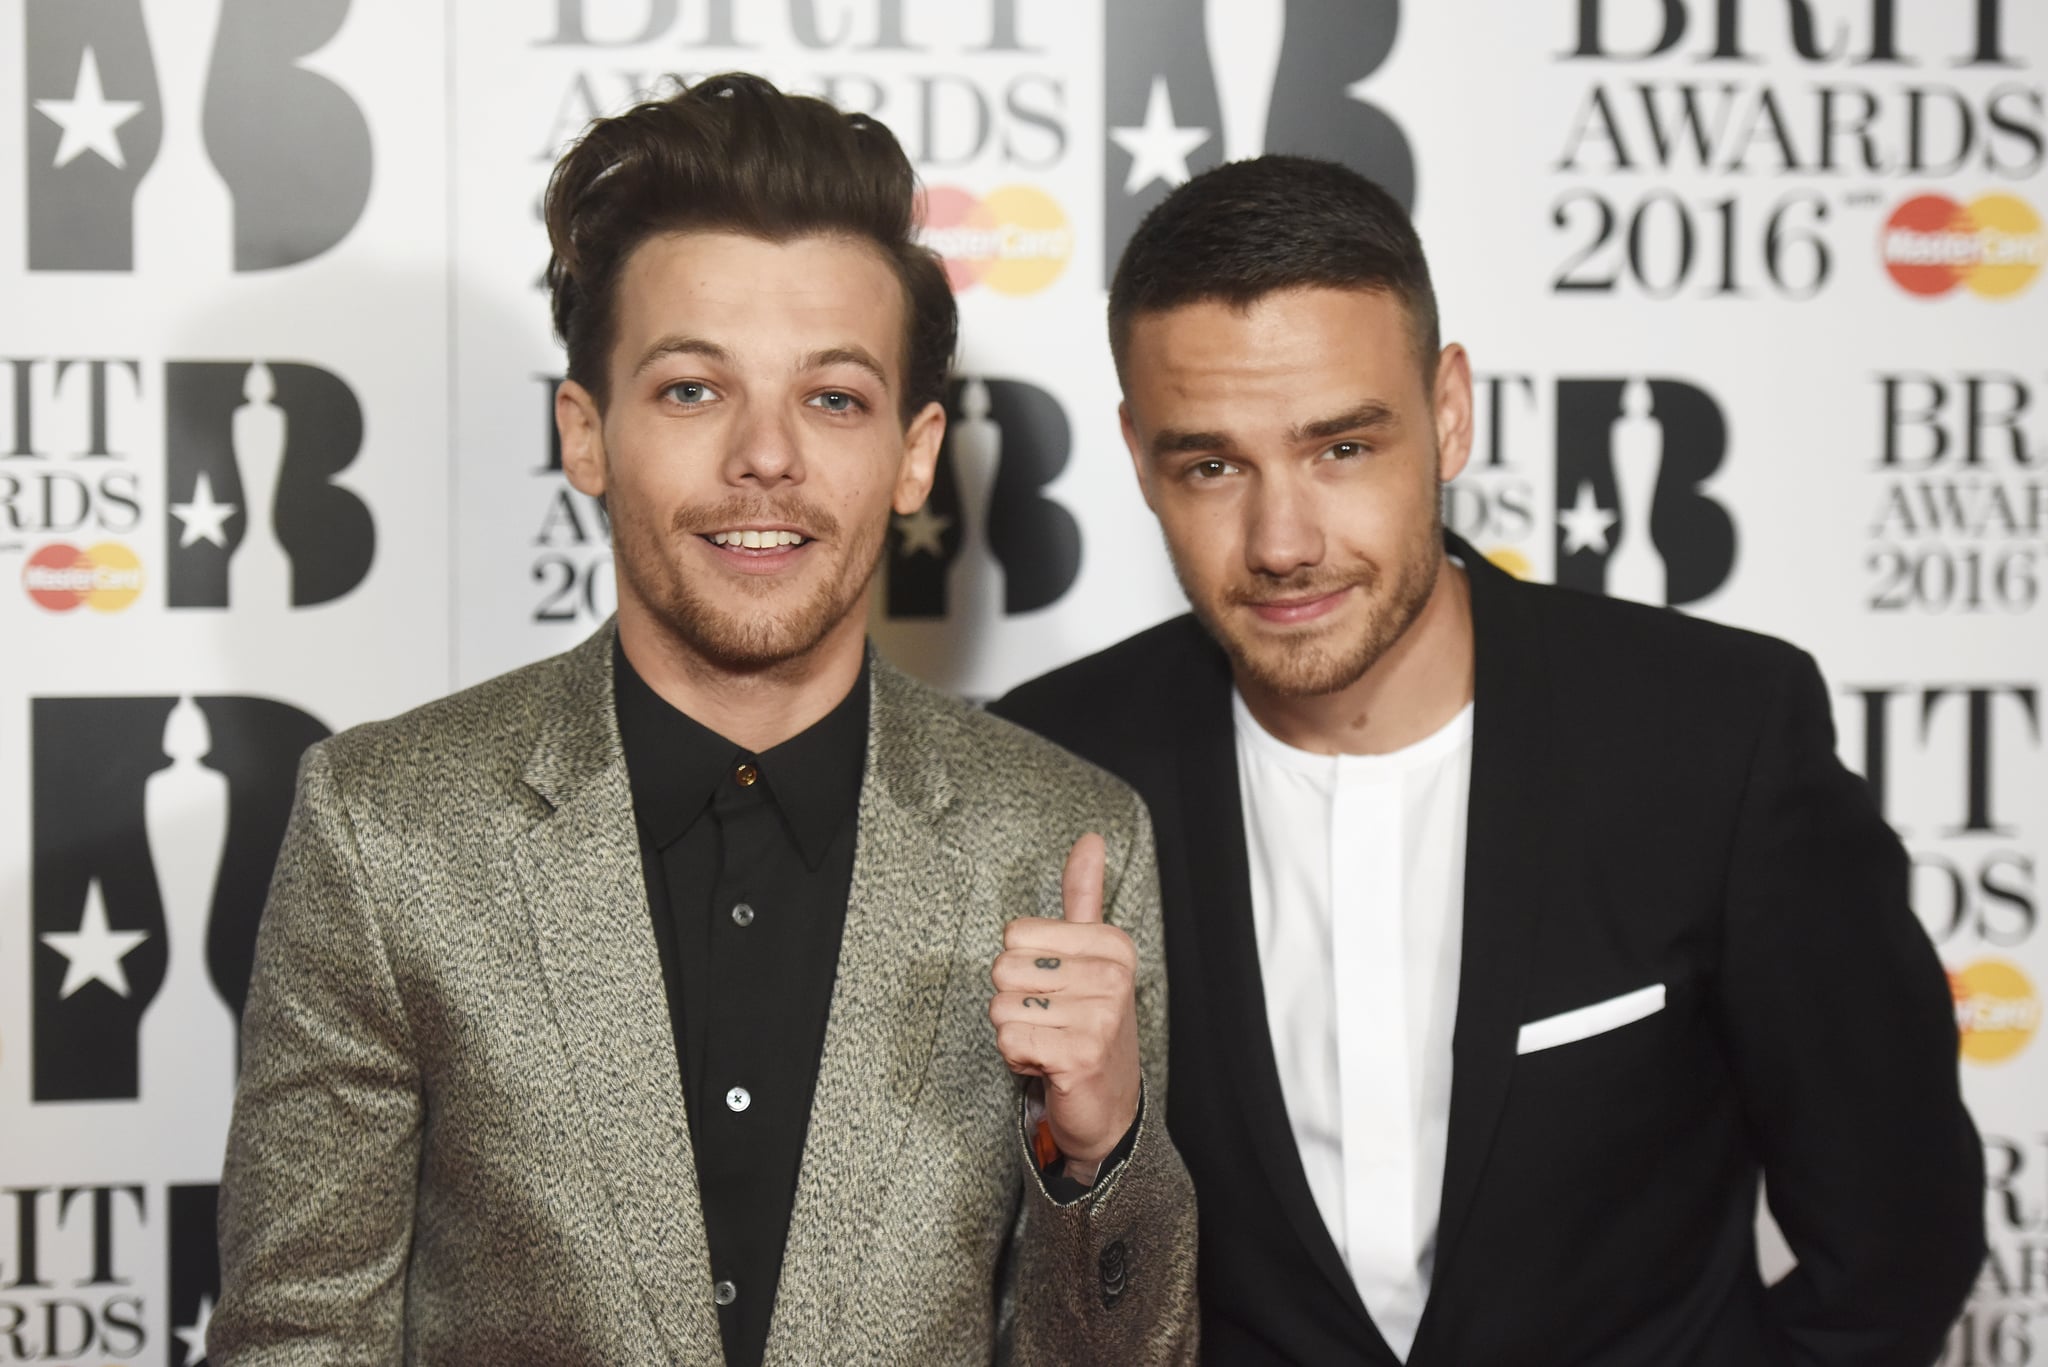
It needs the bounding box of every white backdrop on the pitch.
[2,2,2044,1362]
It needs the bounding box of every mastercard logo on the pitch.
[1950,958,2041,1065]
[918,185,1073,296]
[1881,193,2044,298]
[23,541,144,613]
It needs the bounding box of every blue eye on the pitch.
[666,381,713,405]
[810,390,862,414]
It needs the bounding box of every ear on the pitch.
[1119,402,1157,513]
[891,399,948,514]
[1432,343,1474,485]
[556,379,608,499]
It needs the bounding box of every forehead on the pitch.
[611,229,905,366]
[1121,287,1426,417]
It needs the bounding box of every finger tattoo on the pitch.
[1035,957,1061,970]
[1024,997,1052,1010]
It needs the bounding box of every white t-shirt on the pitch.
[1234,691,1474,1361]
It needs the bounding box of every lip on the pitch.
[697,526,816,575]
[1242,587,1350,626]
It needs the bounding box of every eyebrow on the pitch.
[1149,400,1400,458]
[630,336,893,393]
[801,345,892,393]
[632,334,733,377]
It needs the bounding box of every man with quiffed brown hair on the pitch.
[211,74,1197,1366]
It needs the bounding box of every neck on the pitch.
[615,595,870,753]
[1236,556,1475,756]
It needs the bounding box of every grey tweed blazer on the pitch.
[211,623,1198,1365]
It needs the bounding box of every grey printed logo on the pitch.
[22,0,371,273]
[25,0,163,271]
[205,0,372,270]
[1553,378,1736,607]
[1102,0,1413,282]
[885,376,1082,621]
[163,360,375,609]
[31,695,329,1103]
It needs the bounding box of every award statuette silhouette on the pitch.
[227,361,292,611]
[140,696,239,1168]
[947,377,1007,636]
[132,0,232,277]
[1606,378,1669,607]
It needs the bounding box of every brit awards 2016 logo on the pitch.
[24,0,372,272]
[1553,0,2040,301]
[1961,1134,2048,1366]
[1450,373,1737,605]
[30,694,329,1112]
[884,375,1082,623]
[5,357,376,612]
[1866,372,2044,614]
[0,1181,221,1364]
[163,361,374,610]
[1103,0,1411,282]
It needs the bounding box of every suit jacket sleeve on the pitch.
[1002,791,1200,1367]
[211,741,421,1365]
[1720,649,1985,1366]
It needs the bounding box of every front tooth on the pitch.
[742,529,763,549]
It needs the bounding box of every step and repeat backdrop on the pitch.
[2,1,2044,1362]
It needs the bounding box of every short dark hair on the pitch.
[1108,155,1439,382]
[544,72,956,421]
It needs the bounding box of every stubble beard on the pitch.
[614,493,884,675]
[1177,503,1444,700]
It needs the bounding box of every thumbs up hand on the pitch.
[990,833,1143,1173]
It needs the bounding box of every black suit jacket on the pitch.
[992,540,1984,1367]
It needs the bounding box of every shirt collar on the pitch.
[612,637,870,868]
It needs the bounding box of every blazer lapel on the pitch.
[511,624,723,1366]
[1172,637,1385,1344]
[1421,541,1557,1313]
[763,656,970,1364]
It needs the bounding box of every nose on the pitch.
[1242,469,1322,578]
[723,408,803,487]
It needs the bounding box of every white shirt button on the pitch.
[726,1086,751,1112]
[713,1279,738,1306]
[731,902,755,927]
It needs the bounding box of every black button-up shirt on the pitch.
[614,640,868,1367]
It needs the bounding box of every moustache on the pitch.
[1222,565,1375,609]
[669,496,842,542]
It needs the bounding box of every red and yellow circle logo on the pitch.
[1951,959,2040,1064]
[23,542,144,613]
[918,185,1073,296]
[1882,194,2044,298]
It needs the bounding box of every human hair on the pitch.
[543,72,956,422]
[1107,155,1440,383]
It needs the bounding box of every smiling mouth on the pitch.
[704,528,811,550]
[1240,587,1352,625]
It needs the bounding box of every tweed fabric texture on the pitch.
[211,622,1199,1366]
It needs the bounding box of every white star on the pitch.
[894,505,952,558]
[1109,77,1212,196]
[35,47,144,170]
[1557,480,1618,557]
[174,1293,214,1365]
[40,879,149,1000]
[171,472,239,549]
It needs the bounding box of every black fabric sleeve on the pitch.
[1719,649,1985,1366]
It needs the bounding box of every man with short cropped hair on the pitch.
[995,154,1981,1366]
[213,74,1196,1366]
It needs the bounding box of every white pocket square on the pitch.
[1516,983,1667,1056]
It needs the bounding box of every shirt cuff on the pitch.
[1027,1084,1143,1205]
